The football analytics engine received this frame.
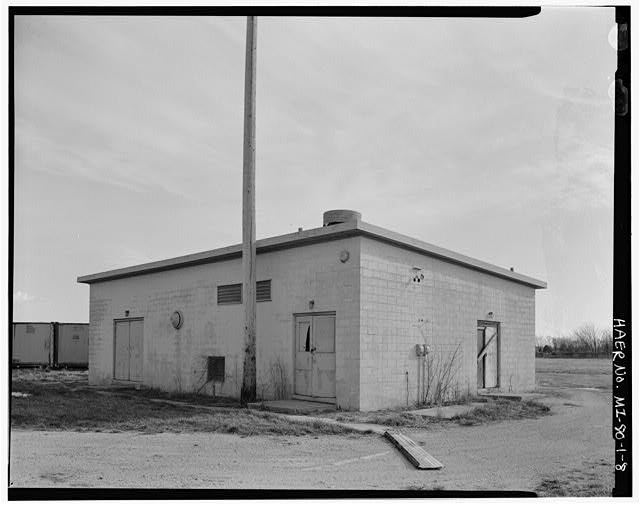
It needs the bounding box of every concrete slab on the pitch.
[277,414,385,435]
[247,399,336,415]
[409,402,487,419]
[478,392,546,401]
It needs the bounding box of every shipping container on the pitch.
[12,322,53,367]
[55,323,89,367]
[12,322,89,368]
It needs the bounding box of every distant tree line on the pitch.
[536,323,612,357]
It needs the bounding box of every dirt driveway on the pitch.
[9,359,613,492]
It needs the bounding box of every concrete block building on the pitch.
[78,210,546,411]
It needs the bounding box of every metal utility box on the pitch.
[55,323,89,368]
[12,322,53,366]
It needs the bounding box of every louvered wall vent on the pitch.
[217,280,271,305]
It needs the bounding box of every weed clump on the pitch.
[452,399,550,426]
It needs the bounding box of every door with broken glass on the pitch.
[294,313,336,400]
[477,322,499,389]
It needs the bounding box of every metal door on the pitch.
[128,319,144,381]
[294,317,312,396]
[477,323,499,389]
[114,319,143,381]
[311,315,336,399]
[476,328,485,388]
[294,314,336,400]
[114,321,130,380]
[483,326,498,388]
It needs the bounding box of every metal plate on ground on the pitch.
[384,431,443,470]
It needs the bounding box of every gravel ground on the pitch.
[9,388,611,491]
[404,388,612,492]
[9,359,613,492]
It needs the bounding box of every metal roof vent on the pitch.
[323,209,361,227]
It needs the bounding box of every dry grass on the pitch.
[535,458,613,497]
[451,399,550,426]
[334,410,442,428]
[10,370,359,436]
[11,369,551,435]
[328,399,550,428]
[135,387,241,407]
[536,357,611,390]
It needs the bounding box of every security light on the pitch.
[411,267,425,283]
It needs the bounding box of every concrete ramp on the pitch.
[384,431,443,470]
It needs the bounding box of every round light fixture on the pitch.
[170,310,183,329]
[339,250,350,263]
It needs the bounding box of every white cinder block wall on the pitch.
[86,230,537,412]
[358,237,536,411]
[88,237,361,410]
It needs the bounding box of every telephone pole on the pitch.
[241,16,257,403]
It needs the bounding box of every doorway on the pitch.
[477,321,499,389]
[294,313,336,402]
[114,318,144,381]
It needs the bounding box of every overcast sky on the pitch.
[13,9,616,337]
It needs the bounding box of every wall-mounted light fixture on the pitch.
[309,300,315,310]
[411,267,425,283]
[125,310,130,317]
[487,311,494,319]
[170,310,184,329]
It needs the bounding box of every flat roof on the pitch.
[77,219,547,289]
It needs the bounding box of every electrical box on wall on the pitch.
[415,344,430,356]
[207,356,225,383]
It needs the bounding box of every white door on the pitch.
[312,315,336,399]
[114,319,144,381]
[129,319,144,381]
[114,321,130,380]
[294,314,336,400]
[294,317,312,396]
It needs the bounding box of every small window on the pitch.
[257,280,271,302]
[72,334,80,341]
[207,356,225,382]
[217,283,242,305]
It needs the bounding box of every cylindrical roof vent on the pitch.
[323,209,361,227]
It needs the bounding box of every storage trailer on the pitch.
[12,322,53,367]
[12,322,89,368]
[55,323,89,367]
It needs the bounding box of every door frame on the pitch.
[113,317,144,382]
[476,320,500,390]
[292,311,336,403]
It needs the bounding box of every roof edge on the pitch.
[356,221,547,289]
[77,221,360,284]
[77,218,547,289]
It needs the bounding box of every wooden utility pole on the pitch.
[241,16,257,403]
